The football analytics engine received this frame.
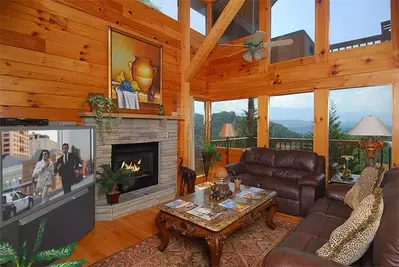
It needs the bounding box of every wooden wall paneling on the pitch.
[257,95,269,147]
[179,0,191,168]
[391,0,399,50]
[315,0,329,63]
[185,0,246,82]
[313,89,330,185]
[393,82,399,167]
[0,28,46,53]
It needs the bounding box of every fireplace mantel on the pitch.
[79,112,183,120]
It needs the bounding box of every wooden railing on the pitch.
[211,137,392,174]
[330,20,391,51]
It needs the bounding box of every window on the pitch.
[191,1,206,35]
[269,92,314,150]
[328,85,392,179]
[211,98,258,148]
[141,0,178,20]
[194,101,205,176]
[213,0,259,43]
[330,0,391,51]
[271,0,315,63]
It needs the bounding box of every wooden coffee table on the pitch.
[155,183,277,267]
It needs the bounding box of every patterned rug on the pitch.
[91,217,297,267]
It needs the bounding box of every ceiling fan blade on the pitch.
[218,44,247,47]
[253,49,266,61]
[226,49,248,58]
[248,31,266,45]
[261,38,294,48]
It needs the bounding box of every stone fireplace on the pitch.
[80,113,179,220]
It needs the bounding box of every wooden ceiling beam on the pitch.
[184,0,246,83]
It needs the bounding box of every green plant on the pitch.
[0,220,86,267]
[85,94,116,131]
[202,142,221,162]
[96,164,135,194]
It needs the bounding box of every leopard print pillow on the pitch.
[316,188,384,265]
[344,166,383,209]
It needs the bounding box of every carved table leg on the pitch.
[155,211,169,251]
[206,234,226,267]
[266,200,277,230]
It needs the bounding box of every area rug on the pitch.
[91,217,297,267]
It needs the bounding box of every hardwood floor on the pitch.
[66,204,301,266]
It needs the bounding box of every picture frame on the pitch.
[108,27,162,110]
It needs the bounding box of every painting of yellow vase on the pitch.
[108,28,162,109]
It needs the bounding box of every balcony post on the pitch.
[314,89,330,185]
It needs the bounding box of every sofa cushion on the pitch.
[279,232,328,254]
[275,150,318,173]
[273,168,309,181]
[308,197,353,219]
[344,166,383,209]
[295,214,346,240]
[247,163,274,177]
[316,188,384,265]
[261,177,300,200]
[241,147,275,167]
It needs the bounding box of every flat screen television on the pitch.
[0,126,95,225]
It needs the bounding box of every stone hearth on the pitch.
[80,113,180,220]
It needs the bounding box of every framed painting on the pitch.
[108,27,162,110]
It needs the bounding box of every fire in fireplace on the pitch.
[112,142,158,193]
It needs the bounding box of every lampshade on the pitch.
[243,51,253,62]
[349,116,391,136]
[219,123,237,138]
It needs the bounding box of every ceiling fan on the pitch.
[219,31,294,62]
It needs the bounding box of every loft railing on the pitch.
[211,137,392,175]
[330,20,391,52]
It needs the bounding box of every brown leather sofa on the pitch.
[225,147,326,216]
[263,167,399,267]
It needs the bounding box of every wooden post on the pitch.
[204,0,214,35]
[258,0,271,74]
[313,89,330,186]
[257,95,270,147]
[315,0,329,63]
[391,0,399,50]
[392,82,399,167]
[185,0,246,82]
[205,101,212,143]
[179,0,191,168]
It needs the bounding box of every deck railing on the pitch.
[211,137,392,175]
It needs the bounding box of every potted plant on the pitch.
[96,164,135,205]
[0,220,86,267]
[83,93,116,131]
[202,142,221,180]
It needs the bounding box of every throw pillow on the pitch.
[344,166,384,209]
[316,188,384,265]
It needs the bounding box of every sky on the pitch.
[149,0,393,125]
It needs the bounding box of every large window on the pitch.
[328,85,392,178]
[211,98,258,148]
[194,101,205,176]
[141,0,178,20]
[271,0,315,63]
[191,1,206,35]
[330,0,391,51]
[213,0,259,43]
[269,92,314,150]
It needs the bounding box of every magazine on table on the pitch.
[165,199,197,211]
[236,187,266,200]
[218,199,250,213]
[187,206,222,221]
[195,181,214,190]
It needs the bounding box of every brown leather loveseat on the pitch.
[263,167,399,267]
[225,147,326,216]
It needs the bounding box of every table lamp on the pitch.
[219,123,237,164]
[349,115,391,166]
